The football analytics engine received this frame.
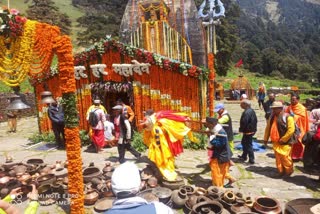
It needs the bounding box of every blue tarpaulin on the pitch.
[234,141,266,153]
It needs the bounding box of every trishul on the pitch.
[198,0,226,23]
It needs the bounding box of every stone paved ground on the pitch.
[0,101,319,213]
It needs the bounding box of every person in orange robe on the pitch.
[264,101,295,178]
[285,93,309,160]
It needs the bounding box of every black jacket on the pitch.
[239,108,257,133]
[48,105,64,125]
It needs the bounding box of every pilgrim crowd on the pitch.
[1,89,320,214]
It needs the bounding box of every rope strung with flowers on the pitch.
[0,8,84,213]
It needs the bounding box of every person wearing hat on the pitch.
[285,93,309,161]
[264,101,295,178]
[106,162,173,214]
[214,103,237,187]
[238,99,257,164]
[113,105,141,163]
[204,117,232,187]
[86,99,107,121]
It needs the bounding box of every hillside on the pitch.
[0,0,319,90]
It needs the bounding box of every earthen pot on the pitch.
[152,187,172,204]
[0,176,11,185]
[253,196,282,214]
[5,179,22,193]
[223,190,236,204]
[13,164,27,176]
[172,188,188,209]
[103,171,113,180]
[83,167,101,183]
[84,189,100,206]
[230,198,252,214]
[180,185,196,196]
[195,187,207,196]
[102,161,114,173]
[26,159,44,165]
[192,201,224,214]
[36,173,56,186]
[39,166,52,175]
[17,173,32,185]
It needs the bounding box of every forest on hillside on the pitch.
[9,0,320,83]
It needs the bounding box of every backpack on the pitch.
[89,109,99,127]
[271,114,301,145]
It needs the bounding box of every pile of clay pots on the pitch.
[1,159,284,213]
[0,158,68,206]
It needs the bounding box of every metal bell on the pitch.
[6,95,31,110]
[40,91,55,104]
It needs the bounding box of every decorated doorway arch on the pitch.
[0,9,84,213]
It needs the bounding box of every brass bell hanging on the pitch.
[40,91,55,104]
[6,95,31,110]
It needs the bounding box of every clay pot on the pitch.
[102,161,114,173]
[40,166,52,175]
[103,171,113,180]
[38,184,56,205]
[192,201,224,214]
[152,187,172,204]
[53,167,68,179]
[195,187,207,196]
[2,161,19,171]
[223,190,236,204]
[253,196,282,214]
[91,177,104,187]
[26,159,44,165]
[207,186,223,199]
[230,198,252,214]
[37,173,56,186]
[51,181,64,196]
[83,167,102,183]
[245,196,254,208]
[17,173,32,185]
[99,185,114,198]
[0,176,11,185]
[94,197,115,212]
[180,185,196,196]
[172,188,188,209]
[54,161,63,170]
[84,189,99,206]
[186,195,198,210]
[8,170,16,177]
[12,164,27,176]
[5,179,22,193]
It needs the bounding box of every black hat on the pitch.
[206,117,218,124]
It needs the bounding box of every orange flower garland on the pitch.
[55,35,84,213]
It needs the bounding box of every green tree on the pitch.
[76,13,119,46]
[214,0,241,76]
[25,0,72,35]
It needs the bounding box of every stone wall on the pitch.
[0,93,37,122]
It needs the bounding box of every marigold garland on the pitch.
[54,35,84,213]
[0,20,36,86]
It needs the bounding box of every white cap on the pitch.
[241,94,248,99]
[112,105,123,110]
[111,162,141,195]
[93,100,101,104]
